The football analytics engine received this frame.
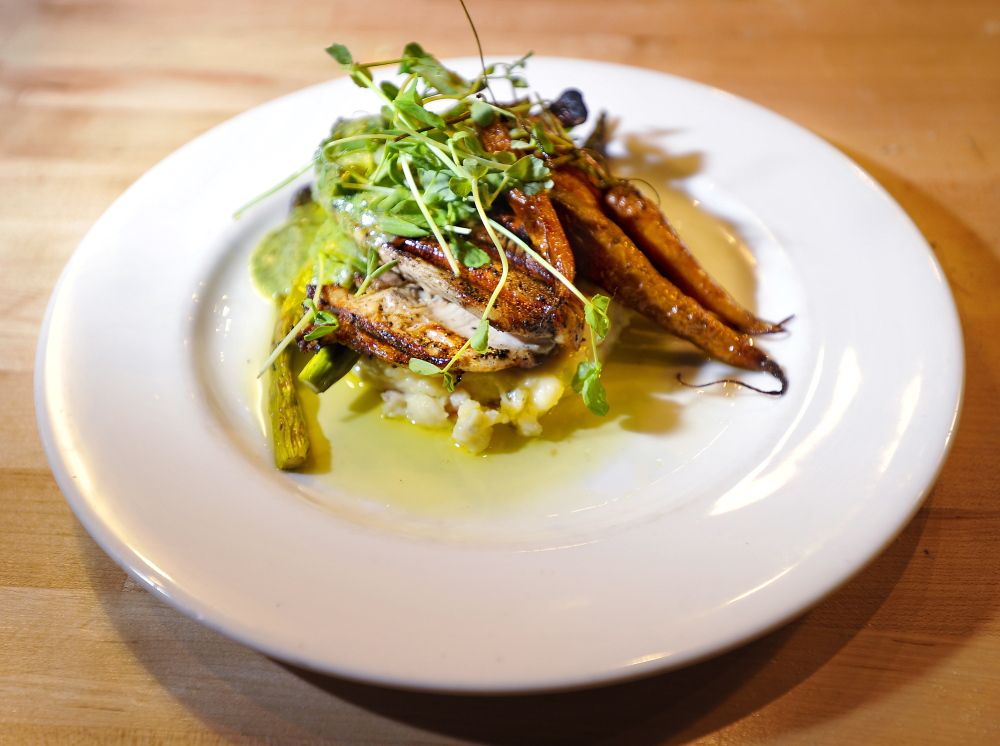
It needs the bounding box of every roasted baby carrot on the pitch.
[602,179,784,335]
[550,171,786,393]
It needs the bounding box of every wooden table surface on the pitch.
[3,0,999,743]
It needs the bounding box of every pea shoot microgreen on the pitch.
[302,299,340,341]
[257,42,613,415]
[572,360,609,417]
[353,251,398,297]
[256,301,317,378]
[408,357,457,393]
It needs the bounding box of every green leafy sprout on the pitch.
[252,42,611,415]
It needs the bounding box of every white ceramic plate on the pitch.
[36,58,963,693]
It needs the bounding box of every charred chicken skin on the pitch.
[307,222,585,372]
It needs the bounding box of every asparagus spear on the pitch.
[267,295,310,470]
[299,344,360,393]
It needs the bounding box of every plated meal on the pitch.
[248,44,788,465]
[36,51,963,692]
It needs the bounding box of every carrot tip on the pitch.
[676,361,787,397]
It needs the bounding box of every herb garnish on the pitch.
[251,43,611,415]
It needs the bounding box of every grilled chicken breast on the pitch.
[305,281,557,373]
[300,207,585,373]
[379,232,583,347]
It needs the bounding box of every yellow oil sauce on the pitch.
[261,186,760,529]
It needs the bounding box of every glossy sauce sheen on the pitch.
[257,186,762,540]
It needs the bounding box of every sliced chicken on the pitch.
[379,231,583,348]
[302,282,554,373]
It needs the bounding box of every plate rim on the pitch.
[35,56,965,693]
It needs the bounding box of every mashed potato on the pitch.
[355,306,628,453]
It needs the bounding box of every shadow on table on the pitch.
[87,158,1000,744]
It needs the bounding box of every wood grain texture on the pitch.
[2,0,999,743]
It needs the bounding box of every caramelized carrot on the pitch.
[602,179,784,335]
[482,118,585,345]
[550,171,786,393]
[505,189,577,285]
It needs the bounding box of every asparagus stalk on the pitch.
[299,344,361,393]
[267,299,311,470]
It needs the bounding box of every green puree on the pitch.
[249,196,327,299]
